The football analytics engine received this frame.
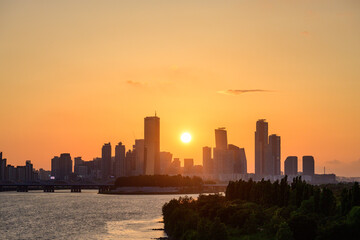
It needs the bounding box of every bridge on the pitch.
[0,183,114,193]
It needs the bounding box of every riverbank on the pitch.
[99,186,224,195]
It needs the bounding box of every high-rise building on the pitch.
[51,153,72,180]
[168,158,181,174]
[215,128,228,150]
[74,157,85,175]
[160,151,172,174]
[284,156,298,176]
[184,158,194,173]
[17,166,26,182]
[213,148,234,174]
[144,115,160,175]
[255,119,268,177]
[6,165,17,181]
[25,160,33,182]
[51,156,60,178]
[266,134,281,176]
[102,143,112,179]
[213,128,237,175]
[134,139,145,176]
[228,144,247,174]
[125,150,136,176]
[202,146,213,174]
[303,156,315,176]
[115,142,126,177]
[0,152,6,181]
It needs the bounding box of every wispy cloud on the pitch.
[126,80,146,86]
[217,89,272,96]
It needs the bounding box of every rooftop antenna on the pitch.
[155,111,157,117]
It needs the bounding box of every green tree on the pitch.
[276,222,294,240]
[288,213,317,240]
[210,218,228,240]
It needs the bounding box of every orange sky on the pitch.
[0,0,359,176]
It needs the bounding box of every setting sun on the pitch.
[180,132,192,143]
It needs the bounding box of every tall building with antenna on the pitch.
[144,114,160,175]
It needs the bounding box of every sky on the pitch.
[0,0,359,177]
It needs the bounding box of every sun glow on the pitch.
[180,132,192,143]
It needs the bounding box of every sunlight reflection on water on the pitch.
[0,190,198,240]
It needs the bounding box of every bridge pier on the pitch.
[98,186,110,193]
[43,186,55,192]
[17,186,28,192]
[71,186,81,193]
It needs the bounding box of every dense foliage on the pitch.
[114,174,203,187]
[162,177,360,240]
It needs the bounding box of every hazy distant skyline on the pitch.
[0,0,359,176]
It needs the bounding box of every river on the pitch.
[0,190,197,239]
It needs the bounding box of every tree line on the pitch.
[162,177,360,240]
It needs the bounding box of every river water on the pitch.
[0,190,197,240]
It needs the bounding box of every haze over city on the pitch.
[1,0,360,177]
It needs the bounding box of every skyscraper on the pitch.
[266,134,281,176]
[228,144,247,174]
[202,146,213,174]
[160,151,172,174]
[255,119,268,177]
[25,160,33,182]
[0,152,6,181]
[144,115,160,175]
[115,142,126,177]
[303,156,315,176]
[125,149,136,176]
[102,143,112,179]
[284,156,298,176]
[215,128,228,150]
[51,153,72,180]
[184,158,194,173]
[74,157,85,175]
[134,139,145,175]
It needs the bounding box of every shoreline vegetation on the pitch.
[162,177,360,240]
[100,175,224,195]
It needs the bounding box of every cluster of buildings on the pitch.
[0,116,336,184]
[0,152,42,182]
[253,119,335,184]
[202,128,247,181]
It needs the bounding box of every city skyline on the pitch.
[0,116,347,180]
[1,1,360,177]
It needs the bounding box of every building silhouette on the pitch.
[0,152,6,181]
[134,139,145,175]
[144,115,160,175]
[125,149,136,176]
[168,158,181,174]
[255,119,268,177]
[7,165,16,181]
[74,157,84,175]
[115,142,126,177]
[284,156,298,176]
[303,156,315,176]
[215,128,228,150]
[266,134,281,176]
[51,153,72,180]
[184,158,194,173]
[25,160,33,182]
[202,146,213,174]
[160,151,172,174]
[228,144,247,174]
[213,128,233,174]
[102,143,112,179]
